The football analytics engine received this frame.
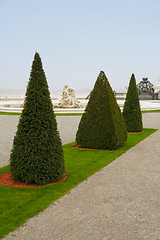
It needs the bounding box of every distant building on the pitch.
[114,91,126,100]
[137,78,160,100]
[154,77,160,100]
[87,78,160,101]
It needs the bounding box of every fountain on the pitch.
[56,85,81,108]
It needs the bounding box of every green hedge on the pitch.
[10,52,65,185]
[76,71,127,150]
[123,73,143,132]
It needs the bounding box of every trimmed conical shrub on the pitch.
[123,73,143,132]
[76,71,127,150]
[10,52,65,185]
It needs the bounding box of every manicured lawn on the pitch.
[0,128,157,238]
[141,109,160,113]
[56,113,83,116]
[0,111,82,116]
[0,110,160,116]
[0,112,21,115]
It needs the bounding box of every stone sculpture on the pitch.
[58,85,81,108]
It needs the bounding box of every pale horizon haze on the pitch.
[0,0,160,93]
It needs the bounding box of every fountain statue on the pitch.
[58,85,81,108]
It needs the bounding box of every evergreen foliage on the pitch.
[76,71,127,150]
[123,73,143,132]
[10,52,65,185]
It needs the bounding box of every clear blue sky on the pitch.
[0,0,160,92]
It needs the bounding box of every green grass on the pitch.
[55,113,83,116]
[0,112,21,115]
[1,110,160,116]
[0,111,82,116]
[0,128,157,239]
[141,109,160,113]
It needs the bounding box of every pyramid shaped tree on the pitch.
[10,52,65,185]
[123,73,143,132]
[76,71,127,150]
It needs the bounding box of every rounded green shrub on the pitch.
[123,73,143,132]
[76,71,127,150]
[10,52,65,185]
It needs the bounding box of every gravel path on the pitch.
[1,113,160,240]
[0,115,81,168]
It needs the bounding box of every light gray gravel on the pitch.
[0,115,81,168]
[1,113,160,240]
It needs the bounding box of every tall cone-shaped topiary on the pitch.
[123,73,143,132]
[76,71,127,150]
[10,52,65,185]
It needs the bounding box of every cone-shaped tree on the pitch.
[76,71,127,150]
[123,73,143,132]
[10,52,65,185]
